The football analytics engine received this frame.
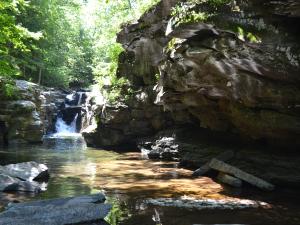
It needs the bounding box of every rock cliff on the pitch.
[115,0,300,147]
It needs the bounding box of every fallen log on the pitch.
[217,172,242,188]
[0,193,111,225]
[192,150,234,177]
[209,158,274,191]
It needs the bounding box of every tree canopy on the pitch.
[0,0,159,91]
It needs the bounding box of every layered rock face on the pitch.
[117,0,300,147]
[0,80,66,144]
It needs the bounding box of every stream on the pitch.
[0,142,300,224]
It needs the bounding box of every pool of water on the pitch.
[0,144,299,225]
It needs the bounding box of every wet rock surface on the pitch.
[0,193,111,225]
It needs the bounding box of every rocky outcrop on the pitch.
[83,87,173,148]
[116,0,300,147]
[0,193,111,225]
[0,80,66,144]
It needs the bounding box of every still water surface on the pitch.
[0,144,299,225]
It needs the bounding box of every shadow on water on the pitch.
[0,144,300,225]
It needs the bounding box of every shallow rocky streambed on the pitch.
[0,144,299,225]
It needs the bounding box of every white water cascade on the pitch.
[55,113,78,135]
[43,92,88,150]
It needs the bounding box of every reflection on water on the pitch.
[0,145,300,225]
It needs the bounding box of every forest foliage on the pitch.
[0,0,159,92]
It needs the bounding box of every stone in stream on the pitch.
[0,161,49,181]
[146,196,270,210]
[0,174,41,193]
[209,159,275,191]
[192,150,234,177]
[0,193,111,225]
[217,172,242,188]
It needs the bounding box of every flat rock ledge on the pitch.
[0,161,49,192]
[0,193,111,225]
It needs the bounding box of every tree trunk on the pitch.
[38,68,42,85]
[127,0,132,9]
[23,65,26,78]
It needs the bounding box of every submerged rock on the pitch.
[0,193,111,225]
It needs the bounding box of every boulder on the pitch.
[147,136,179,160]
[0,174,41,193]
[0,161,49,181]
[0,193,111,225]
[209,159,274,191]
[217,173,242,188]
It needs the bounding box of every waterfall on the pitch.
[77,92,84,106]
[43,91,87,150]
[55,113,78,134]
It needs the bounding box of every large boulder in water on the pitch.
[0,193,111,225]
[0,161,49,182]
[0,161,49,193]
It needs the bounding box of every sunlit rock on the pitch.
[0,161,49,182]
[146,196,271,210]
